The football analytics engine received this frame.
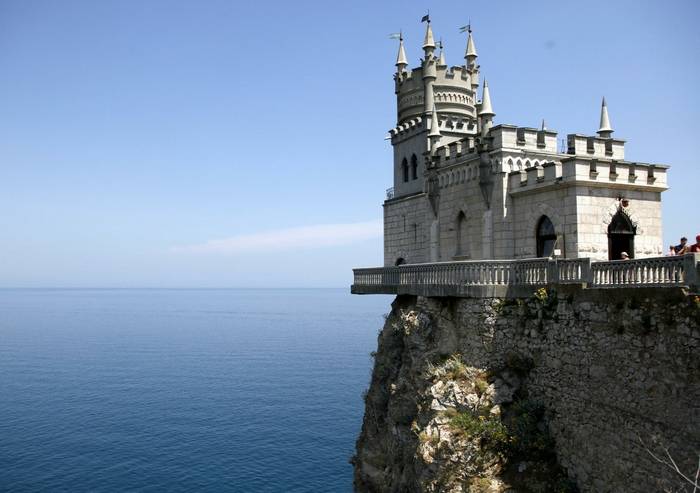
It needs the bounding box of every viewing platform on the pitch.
[352,254,700,297]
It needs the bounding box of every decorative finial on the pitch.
[428,103,441,138]
[540,119,546,131]
[597,97,613,138]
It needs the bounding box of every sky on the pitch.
[0,0,698,287]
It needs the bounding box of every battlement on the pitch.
[507,157,669,194]
[491,124,558,153]
[395,64,476,126]
[567,133,625,160]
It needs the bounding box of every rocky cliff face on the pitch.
[353,290,700,493]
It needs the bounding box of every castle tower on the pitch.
[389,19,481,199]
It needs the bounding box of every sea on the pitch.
[0,288,392,492]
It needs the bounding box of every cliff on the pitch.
[353,289,700,492]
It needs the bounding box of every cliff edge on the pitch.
[353,289,700,492]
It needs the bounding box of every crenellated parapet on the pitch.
[507,156,668,195]
[395,65,476,127]
[567,133,625,160]
[490,125,558,153]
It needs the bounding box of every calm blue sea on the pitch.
[0,289,391,492]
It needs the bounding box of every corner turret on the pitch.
[428,102,442,152]
[422,18,438,117]
[479,80,495,135]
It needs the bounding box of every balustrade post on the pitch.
[683,253,700,291]
[581,258,592,285]
[548,259,558,286]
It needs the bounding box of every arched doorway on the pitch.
[608,210,636,260]
[536,216,557,257]
[395,257,406,266]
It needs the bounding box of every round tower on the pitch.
[393,22,480,144]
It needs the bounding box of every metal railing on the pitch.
[353,254,699,292]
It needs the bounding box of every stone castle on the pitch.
[384,20,668,267]
[352,19,699,493]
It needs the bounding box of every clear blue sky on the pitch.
[1,0,698,287]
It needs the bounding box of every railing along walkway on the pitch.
[352,254,699,295]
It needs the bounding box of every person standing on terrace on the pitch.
[690,235,700,253]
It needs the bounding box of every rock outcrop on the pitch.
[354,290,700,492]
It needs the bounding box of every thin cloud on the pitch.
[171,219,382,254]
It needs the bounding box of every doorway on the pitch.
[607,210,636,260]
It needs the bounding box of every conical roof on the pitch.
[597,97,613,135]
[428,104,441,138]
[479,80,494,116]
[465,30,477,58]
[395,36,408,68]
[437,41,446,65]
[423,21,435,49]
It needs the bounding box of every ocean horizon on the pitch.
[0,288,391,492]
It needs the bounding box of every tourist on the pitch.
[673,237,688,254]
[690,234,700,253]
[621,252,630,260]
[667,245,676,256]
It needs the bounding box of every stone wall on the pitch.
[384,194,429,266]
[354,288,700,492]
[575,188,664,260]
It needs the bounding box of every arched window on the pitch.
[401,158,409,182]
[395,257,406,266]
[455,211,468,257]
[411,154,418,180]
[608,209,636,260]
[536,216,557,257]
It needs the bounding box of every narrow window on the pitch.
[401,158,409,183]
[411,154,418,180]
[455,211,468,257]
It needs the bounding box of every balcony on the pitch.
[351,254,700,297]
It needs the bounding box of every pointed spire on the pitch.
[466,29,477,58]
[479,80,494,116]
[597,97,613,138]
[423,20,435,50]
[465,25,478,68]
[437,39,446,66]
[428,103,441,138]
[540,119,546,131]
[395,32,408,72]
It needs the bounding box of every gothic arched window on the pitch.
[401,158,409,182]
[536,216,557,257]
[411,154,418,180]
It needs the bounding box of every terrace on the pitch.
[352,254,700,297]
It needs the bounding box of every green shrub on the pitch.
[449,411,510,450]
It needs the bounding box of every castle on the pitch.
[383,20,668,267]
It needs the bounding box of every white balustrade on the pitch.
[353,254,699,292]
